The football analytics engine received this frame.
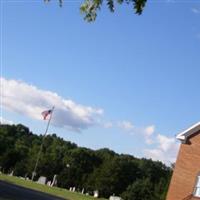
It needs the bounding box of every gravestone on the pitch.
[82,188,85,194]
[109,196,123,200]
[51,174,57,186]
[9,170,14,176]
[47,181,51,186]
[94,190,99,198]
[37,176,47,185]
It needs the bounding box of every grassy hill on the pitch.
[0,174,106,200]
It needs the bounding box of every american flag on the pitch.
[41,109,52,120]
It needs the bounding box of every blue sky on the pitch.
[1,0,200,164]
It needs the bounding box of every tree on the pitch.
[122,178,155,200]
[45,0,147,22]
[0,124,171,199]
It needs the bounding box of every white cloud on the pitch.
[143,125,155,144]
[145,137,154,145]
[157,134,176,152]
[117,121,178,165]
[1,77,103,132]
[0,78,181,164]
[0,117,14,125]
[117,120,178,165]
[144,125,155,136]
[118,121,134,131]
[118,121,155,144]
[192,8,200,14]
[103,121,113,128]
[144,134,180,165]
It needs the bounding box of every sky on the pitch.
[1,0,200,165]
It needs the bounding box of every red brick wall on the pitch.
[166,131,200,200]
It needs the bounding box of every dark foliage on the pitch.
[45,0,147,22]
[0,124,172,199]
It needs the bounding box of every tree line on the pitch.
[0,124,171,199]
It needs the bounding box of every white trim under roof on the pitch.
[176,122,200,142]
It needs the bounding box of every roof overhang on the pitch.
[176,122,200,143]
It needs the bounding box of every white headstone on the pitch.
[94,190,99,198]
[109,196,123,200]
[37,176,47,185]
[82,188,85,194]
[51,175,57,187]
[47,181,51,186]
[9,170,14,176]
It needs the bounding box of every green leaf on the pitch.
[107,0,115,12]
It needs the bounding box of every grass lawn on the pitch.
[0,174,106,200]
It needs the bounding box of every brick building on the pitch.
[167,122,200,200]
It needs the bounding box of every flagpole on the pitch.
[31,106,55,181]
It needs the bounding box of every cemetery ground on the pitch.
[0,180,64,200]
[0,174,106,200]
